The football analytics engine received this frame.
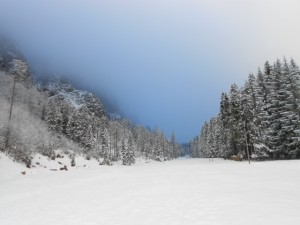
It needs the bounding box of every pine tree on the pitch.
[277,59,300,157]
[219,92,232,157]
[66,106,92,150]
[240,74,259,157]
[229,83,243,155]
[266,60,284,157]
[121,138,127,165]
[171,132,177,159]
[127,134,135,165]
[121,135,135,165]
[254,68,268,144]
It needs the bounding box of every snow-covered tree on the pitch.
[194,58,300,160]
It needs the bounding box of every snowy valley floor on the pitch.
[1,156,300,225]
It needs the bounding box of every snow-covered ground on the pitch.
[1,155,300,225]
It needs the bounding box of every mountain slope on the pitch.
[0,37,182,167]
[0,36,33,87]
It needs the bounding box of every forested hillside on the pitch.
[0,38,183,167]
[190,59,300,160]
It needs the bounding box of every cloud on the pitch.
[1,0,300,142]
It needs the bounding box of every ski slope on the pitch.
[1,157,300,225]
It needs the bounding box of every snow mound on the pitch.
[0,151,104,179]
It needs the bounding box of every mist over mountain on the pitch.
[1,0,300,143]
[0,37,185,168]
[34,73,123,119]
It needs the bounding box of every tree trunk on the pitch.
[244,123,251,164]
[5,76,17,150]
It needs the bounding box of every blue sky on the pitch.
[1,0,300,142]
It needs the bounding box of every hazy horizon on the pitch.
[1,0,300,142]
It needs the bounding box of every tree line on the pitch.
[190,58,300,160]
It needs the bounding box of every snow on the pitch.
[0,153,28,180]
[108,112,122,120]
[58,92,83,109]
[1,156,300,225]
[44,79,96,110]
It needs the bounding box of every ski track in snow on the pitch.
[1,158,300,225]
